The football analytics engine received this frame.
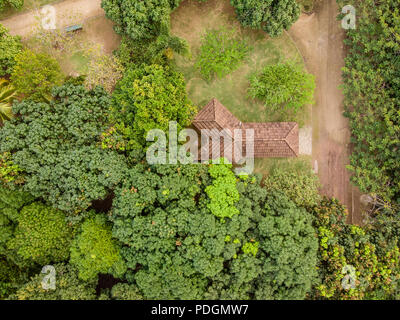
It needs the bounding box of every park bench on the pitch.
[65,24,83,33]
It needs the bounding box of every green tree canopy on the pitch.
[255,191,318,299]
[337,0,400,205]
[0,0,23,12]
[7,202,74,265]
[0,84,128,213]
[101,0,182,41]
[109,162,318,300]
[0,24,22,78]
[311,198,400,300]
[0,186,35,298]
[248,61,315,116]
[264,160,321,209]
[110,64,196,150]
[230,0,300,37]
[70,214,126,281]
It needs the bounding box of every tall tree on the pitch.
[230,0,300,37]
[110,64,196,151]
[101,0,182,41]
[0,84,128,213]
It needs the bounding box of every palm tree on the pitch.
[0,79,17,124]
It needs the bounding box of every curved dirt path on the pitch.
[288,0,361,223]
[0,0,103,37]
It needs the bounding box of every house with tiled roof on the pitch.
[192,98,299,161]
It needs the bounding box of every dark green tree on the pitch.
[230,0,300,37]
[0,84,128,213]
[337,0,400,205]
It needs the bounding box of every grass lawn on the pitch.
[171,0,313,176]
[253,155,313,177]
[0,0,58,20]
[60,50,90,75]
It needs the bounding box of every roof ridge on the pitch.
[284,123,299,156]
[212,98,216,120]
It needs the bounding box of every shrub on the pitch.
[116,34,189,67]
[264,159,321,208]
[70,214,126,281]
[10,49,64,102]
[0,24,22,78]
[0,0,23,12]
[84,54,124,94]
[248,61,315,116]
[195,28,250,81]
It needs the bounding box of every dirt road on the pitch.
[0,0,103,37]
[288,0,361,223]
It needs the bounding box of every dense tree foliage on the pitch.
[10,50,64,102]
[264,160,320,209]
[0,24,22,78]
[0,0,23,12]
[101,0,182,41]
[205,162,240,220]
[337,0,400,206]
[109,163,318,299]
[109,283,144,300]
[1,0,399,301]
[230,0,300,37]
[8,202,74,265]
[311,198,400,300]
[70,214,126,280]
[115,34,189,67]
[0,84,127,213]
[110,64,196,150]
[0,186,35,298]
[9,263,98,300]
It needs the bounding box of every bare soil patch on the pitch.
[288,0,361,223]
